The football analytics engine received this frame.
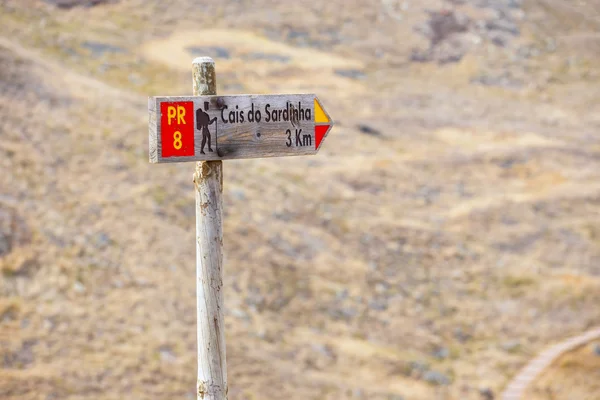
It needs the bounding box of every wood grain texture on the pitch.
[148,97,158,163]
[192,57,228,400]
[148,93,332,163]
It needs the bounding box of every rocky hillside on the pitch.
[1,1,600,399]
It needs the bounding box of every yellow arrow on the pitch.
[314,98,330,124]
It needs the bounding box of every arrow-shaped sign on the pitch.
[149,94,333,163]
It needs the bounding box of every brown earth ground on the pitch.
[525,341,600,400]
[1,1,600,399]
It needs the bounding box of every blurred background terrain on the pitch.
[1,0,600,399]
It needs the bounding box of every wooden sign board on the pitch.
[148,94,333,163]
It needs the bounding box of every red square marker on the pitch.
[160,101,195,158]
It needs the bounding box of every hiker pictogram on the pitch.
[196,101,217,154]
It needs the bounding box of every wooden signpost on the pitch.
[149,95,333,163]
[148,57,333,400]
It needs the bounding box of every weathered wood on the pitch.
[192,57,227,400]
[148,56,335,400]
[148,93,333,163]
[148,97,158,163]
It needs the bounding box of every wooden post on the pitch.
[192,57,227,400]
[149,56,334,400]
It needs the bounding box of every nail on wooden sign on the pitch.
[148,94,334,163]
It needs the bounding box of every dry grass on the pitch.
[525,342,600,400]
[1,0,600,399]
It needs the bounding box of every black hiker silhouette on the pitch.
[196,101,217,154]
